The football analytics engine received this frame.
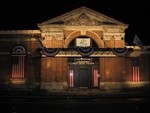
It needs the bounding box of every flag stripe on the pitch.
[11,56,25,79]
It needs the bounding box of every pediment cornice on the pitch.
[38,6,128,28]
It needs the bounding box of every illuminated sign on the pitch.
[76,38,90,47]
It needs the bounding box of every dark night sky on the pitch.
[0,0,150,45]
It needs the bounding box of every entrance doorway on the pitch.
[68,58,99,88]
[68,36,100,89]
[74,65,92,88]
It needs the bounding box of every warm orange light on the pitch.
[132,66,140,82]
[93,70,99,87]
[10,78,26,84]
[12,56,25,79]
[69,70,74,87]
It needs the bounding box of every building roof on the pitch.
[38,6,127,27]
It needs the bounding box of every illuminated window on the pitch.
[131,58,140,82]
[11,46,26,79]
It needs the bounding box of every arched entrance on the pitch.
[68,36,100,88]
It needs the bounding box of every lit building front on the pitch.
[0,7,150,92]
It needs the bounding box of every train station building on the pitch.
[0,7,150,92]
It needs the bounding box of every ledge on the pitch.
[9,78,26,84]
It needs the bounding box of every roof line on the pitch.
[38,6,127,26]
[0,30,40,34]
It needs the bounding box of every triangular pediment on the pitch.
[38,6,126,27]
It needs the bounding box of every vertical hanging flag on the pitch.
[133,35,146,50]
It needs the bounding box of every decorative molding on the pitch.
[41,32,64,40]
[0,30,40,34]
[103,33,125,40]
[65,13,99,26]
[11,46,26,56]
[65,30,79,41]
[38,6,127,28]
[103,26,126,33]
[81,29,86,35]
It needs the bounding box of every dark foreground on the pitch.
[0,89,150,113]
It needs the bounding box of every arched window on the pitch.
[10,46,26,84]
